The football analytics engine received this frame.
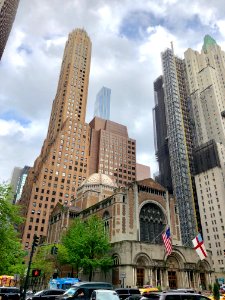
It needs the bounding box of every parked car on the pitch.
[0,287,20,300]
[90,289,120,300]
[141,291,210,300]
[27,289,65,300]
[115,288,141,300]
[56,282,113,300]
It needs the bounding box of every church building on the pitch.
[47,173,213,290]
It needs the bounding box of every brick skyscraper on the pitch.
[89,117,136,186]
[0,0,20,60]
[19,29,91,248]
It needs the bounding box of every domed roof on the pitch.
[80,173,117,188]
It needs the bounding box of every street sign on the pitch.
[120,272,126,278]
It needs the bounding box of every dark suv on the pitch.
[56,282,113,300]
[141,292,210,300]
[28,289,65,300]
[0,287,20,300]
[115,288,141,300]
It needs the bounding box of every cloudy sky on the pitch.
[1,0,225,183]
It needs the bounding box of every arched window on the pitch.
[102,210,110,235]
[112,254,120,266]
[140,203,166,243]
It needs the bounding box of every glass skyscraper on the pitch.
[94,86,111,120]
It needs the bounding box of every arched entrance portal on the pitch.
[198,261,210,290]
[136,256,149,287]
[166,256,180,289]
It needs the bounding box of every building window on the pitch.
[103,211,110,235]
[140,203,165,244]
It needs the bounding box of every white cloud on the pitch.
[0,0,224,182]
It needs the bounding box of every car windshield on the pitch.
[63,288,77,297]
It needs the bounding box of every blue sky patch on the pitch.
[119,10,220,43]
[119,11,163,40]
[0,110,30,127]
[17,43,32,55]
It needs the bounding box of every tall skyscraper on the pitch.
[153,76,173,194]
[185,35,225,274]
[88,117,136,186]
[18,29,92,248]
[94,86,111,120]
[0,0,20,60]
[10,166,22,201]
[15,166,30,203]
[154,47,201,246]
[10,165,30,203]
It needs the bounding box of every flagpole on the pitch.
[149,226,170,244]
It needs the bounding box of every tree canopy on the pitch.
[31,243,69,285]
[62,215,113,281]
[0,183,26,275]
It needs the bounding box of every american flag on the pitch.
[162,227,172,255]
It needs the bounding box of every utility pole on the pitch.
[22,235,39,300]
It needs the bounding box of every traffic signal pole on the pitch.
[22,235,39,300]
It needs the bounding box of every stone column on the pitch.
[185,271,188,288]
[187,271,190,288]
[209,272,212,285]
[160,269,163,287]
[198,273,201,291]
[133,267,136,288]
[166,270,169,289]
[194,271,198,290]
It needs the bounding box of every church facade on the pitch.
[47,174,213,290]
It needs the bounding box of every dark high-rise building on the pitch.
[18,29,92,249]
[0,0,20,60]
[154,48,201,246]
[153,76,173,194]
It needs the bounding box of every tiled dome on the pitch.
[80,173,117,188]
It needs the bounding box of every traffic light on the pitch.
[32,269,41,277]
[32,235,39,248]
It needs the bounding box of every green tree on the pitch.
[32,244,69,286]
[213,282,220,300]
[62,215,113,281]
[0,183,26,275]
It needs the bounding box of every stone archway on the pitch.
[166,255,182,289]
[112,253,121,286]
[134,253,152,287]
[197,260,211,290]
